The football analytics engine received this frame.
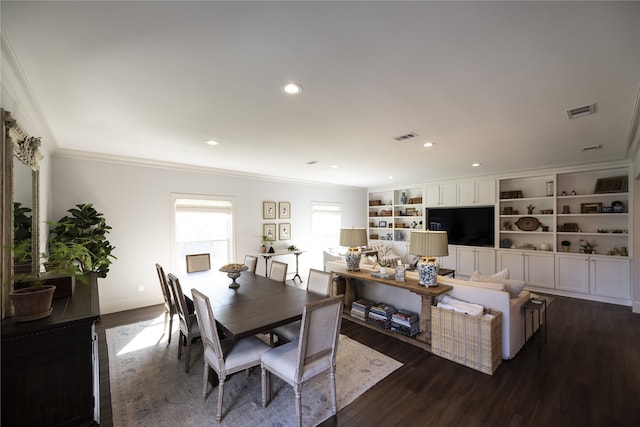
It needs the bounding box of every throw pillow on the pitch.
[471,268,510,282]
[502,278,526,297]
[465,280,506,292]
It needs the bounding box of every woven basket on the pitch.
[431,306,502,375]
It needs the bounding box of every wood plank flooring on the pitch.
[96,296,640,426]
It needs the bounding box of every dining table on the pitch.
[183,270,326,341]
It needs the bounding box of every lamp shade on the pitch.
[409,230,449,257]
[340,228,367,248]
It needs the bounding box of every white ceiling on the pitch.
[2,1,639,188]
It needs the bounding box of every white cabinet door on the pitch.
[525,251,555,289]
[475,179,496,205]
[556,254,589,293]
[456,246,495,277]
[590,256,631,299]
[457,181,476,206]
[496,250,525,281]
[441,183,457,206]
[438,245,457,270]
[425,185,441,207]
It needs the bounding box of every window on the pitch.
[171,194,235,275]
[310,202,342,263]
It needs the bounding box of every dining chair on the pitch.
[155,263,176,344]
[268,260,288,283]
[167,273,201,373]
[244,254,258,274]
[271,269,333,344]
[261,296,344,427]
[190,289,271,422]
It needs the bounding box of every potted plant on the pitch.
[9,240,92,321]
[527,204,535,214]
[47,203,116,278]
[579,239,597,254]
[561,240,571,252]
[260,235,269,253]
[503,220,513,231]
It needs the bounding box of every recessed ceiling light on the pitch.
[472,163,481,167]
[424,142,435,148]
[206,140,219,146]
[388,176,394,180]
[331,164,339,169]
[282,82,303,95]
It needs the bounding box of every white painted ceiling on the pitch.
[2,1,639,188]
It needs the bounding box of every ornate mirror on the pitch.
[1,109,41,318]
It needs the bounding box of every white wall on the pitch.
[51,154,366,314]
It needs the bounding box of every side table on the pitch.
[523,297,547,356]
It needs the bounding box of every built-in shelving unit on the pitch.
[368,187,424,243]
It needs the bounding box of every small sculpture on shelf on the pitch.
[579,239,597,254]
[400,191,408,205]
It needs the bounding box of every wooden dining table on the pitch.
[184,271,326,341]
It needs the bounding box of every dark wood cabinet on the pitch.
[2,275,101,426]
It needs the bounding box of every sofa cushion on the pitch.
[502,279,526,297]
[471,268,510,282]
[465,280,506,292]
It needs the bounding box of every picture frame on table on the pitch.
[279,223,291,240]
[263,201,276,219]
[263,223,276,241]
[581,202,602,214]
[279,201,290,219]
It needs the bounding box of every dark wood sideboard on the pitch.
[2,275,101,426]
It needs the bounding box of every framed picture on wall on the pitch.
[263,223,276,241]
[263,201,276,219]
[279,223,291,240]
[279,201,290,219]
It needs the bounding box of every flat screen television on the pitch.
[426,206,495,247]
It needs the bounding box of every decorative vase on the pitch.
[417,257,439,287]
[400,192,408,205]
[379,266,387,275]
[260,246,267,254]
[10,285,56,322]
[395,263,405,282]
[345,249,361,271]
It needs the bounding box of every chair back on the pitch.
[306,269,332,297]
[191,289,225,370]
[296,296,343,381]
[244,255,258,274]
[168,273,192,330]
[269,261,288,283]
[155,263,173,311]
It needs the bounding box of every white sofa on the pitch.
[328,259,535,360]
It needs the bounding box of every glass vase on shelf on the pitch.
[400,191,408,205]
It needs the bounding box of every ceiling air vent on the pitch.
[567,103,596,119]
[582,144,602,152]
[393,132,418,142]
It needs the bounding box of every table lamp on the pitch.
[340,227,368,271]
[409,230,449,286]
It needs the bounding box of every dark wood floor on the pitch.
[96,296,640,426]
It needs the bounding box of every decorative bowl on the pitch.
[219,264,249,288]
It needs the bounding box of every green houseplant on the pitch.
[47,203,116,278]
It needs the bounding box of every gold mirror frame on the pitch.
[1,109,41,319]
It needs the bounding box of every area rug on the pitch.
[106,316,402,426]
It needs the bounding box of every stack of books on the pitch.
[367,302,396,329]
[391,309,420,337]
[351,299,375,321]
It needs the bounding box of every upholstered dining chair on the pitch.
[167,273,201,373]
[155,263,176,344]
[271,269,333,344]
[261,296,344,427]
[244,255,258,274]
[191,289,271,422]
[268,260,288,283]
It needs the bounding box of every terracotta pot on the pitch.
[260,246,267,254]
[10,285,56,322]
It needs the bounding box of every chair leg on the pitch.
[294,382,302,427]
[217,378,225,422]
[202,361,209,398]
[167,311,174,345]
[261,364,268,408]
[330,365,337,415]
[177,332,184,360]
[184,337,192,373]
